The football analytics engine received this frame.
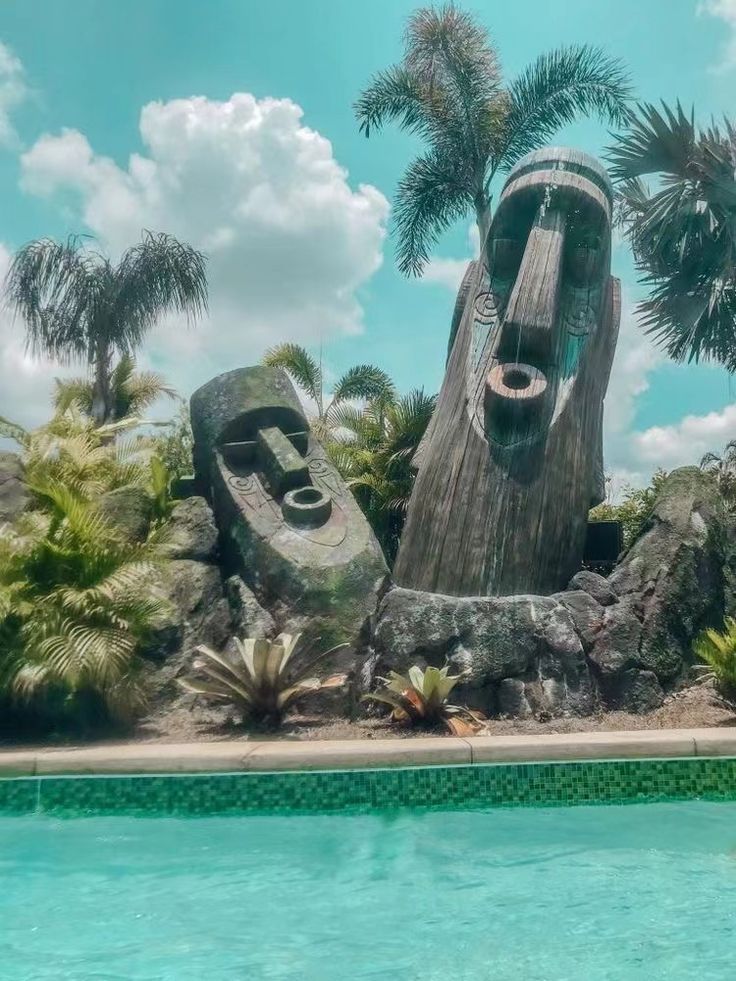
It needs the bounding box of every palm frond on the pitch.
[499,45,632,170]
[329,365,396,407]
[262,342,323,409]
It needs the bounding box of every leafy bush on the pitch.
[0,408,173,724]
[0,488,167,721]
[180,633,348,727]
[693,619,736,694]
[363,664,485,735]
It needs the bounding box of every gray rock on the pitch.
[587,600,642,679]
[617,669,665,714]
[606,467,728,682]
[497,678,532,719]
[554,590,604,651]
[98,486,153,542]
[143,560,231,662]
[567,570,618,606]
[373,587,595,718]
[0,452,28,525]
[166,496,218,561]
[226,575,275,638]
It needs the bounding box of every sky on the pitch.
[0,0,735,492]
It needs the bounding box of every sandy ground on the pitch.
[127,679,736,745]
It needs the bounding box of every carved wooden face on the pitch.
[471,148,615,447]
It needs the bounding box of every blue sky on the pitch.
[1,0,735,489]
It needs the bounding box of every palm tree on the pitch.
[53,353,177,420]
[328,389,437,563]
[262,343,395,436]
[5,231,207,425]
[354,3,631,276]
[608,103,736,370]
[701,439,736,508]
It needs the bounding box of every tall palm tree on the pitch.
[355,3,631,276]
[701,439,736,508]
[609,103,736,370]
[328,389,437,563]
[53,353,177,420]
[5,231,208,425]
[262,343,395,436]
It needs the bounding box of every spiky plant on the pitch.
[700,440,736,511]
[54,353,177,420]
[0,487,168,720]
[693,619,736,695]
[609,103,736,369]
[355,3,631,275]
[5,231,207,424]
[262,343,395,439]
[363,664,485,735]
[180,633,349,728]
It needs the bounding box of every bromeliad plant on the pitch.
[180,633,348,728]
[363,664,485,735]
[693,618,736,695]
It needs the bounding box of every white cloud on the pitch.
[699,0,736,71]
[422,257,470,291]
[632,402,736,469]
[0,40,27,146]
[16,92,388,406]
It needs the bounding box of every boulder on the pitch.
[603,467,729,683]
[98,486,153,542]
[617,669,665,714]
[166,496,218,561]
[567,570,618,606]
[226,575,275,639]
[0,452,28,525]
[143,560,232,663]
[373,587,595,717]
[554,590,604,651]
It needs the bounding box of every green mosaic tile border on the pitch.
[1,757,735,817]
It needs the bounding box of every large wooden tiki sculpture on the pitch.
[394,147,621,597]
[190,367,387,640]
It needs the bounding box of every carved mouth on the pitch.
[484,361,548,440]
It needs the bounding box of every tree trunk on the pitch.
[91,341,112,426]
[474,194,492,257]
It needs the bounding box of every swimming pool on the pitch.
[2,798,736,980]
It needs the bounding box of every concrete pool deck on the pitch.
[2,728,736,777]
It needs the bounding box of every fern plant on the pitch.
[0,487,167,720]
[693,619,736,694]
[180,633,348,727]
[363,664,485,735]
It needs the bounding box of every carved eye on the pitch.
[491,237,524,280]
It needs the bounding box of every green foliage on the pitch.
[609,103,736,370]
[150,402,194,483]
[355,3,631,275]
[180,633,348,728]
[5,231,207,424]
[589,469,668,551]
[0,490,167,721]
[700,440,736,512]
[363,664,484,734]
[693,618,736,694]
[0,409,174,723]
[328,389,436,564]
[262,343,395,430]
[54,353,177,420]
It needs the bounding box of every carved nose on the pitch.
[499,206,566,365]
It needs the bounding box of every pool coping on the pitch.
[2,727,736,777]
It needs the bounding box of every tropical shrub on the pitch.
[693,619,736,694]
[53,353,176,420]
[589,469,668,551]
[363,664,485,735]
[180,633,348,727]
[328,389,437,563]
[0,408,174,724]
[0,490,167,722]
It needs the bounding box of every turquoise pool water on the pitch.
[1,800,735,980]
